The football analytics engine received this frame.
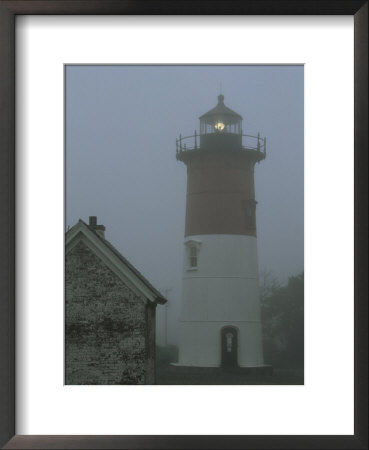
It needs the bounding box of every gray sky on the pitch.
[66,65,304,344]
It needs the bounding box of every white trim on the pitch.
[184,238,202,246]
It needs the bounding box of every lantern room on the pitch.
[199,94,242,135]
[199,94,243,149]
[176,94,266,162]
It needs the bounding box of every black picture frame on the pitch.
[0,1,367,449]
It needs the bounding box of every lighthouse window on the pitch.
[190,246,197,268]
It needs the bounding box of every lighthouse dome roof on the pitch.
[199,94,243,121]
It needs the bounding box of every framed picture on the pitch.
[0,1,367,449]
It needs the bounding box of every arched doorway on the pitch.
[221,326,238,368]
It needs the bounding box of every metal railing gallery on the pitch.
[176,131,266,157]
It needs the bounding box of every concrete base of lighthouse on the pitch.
[177,321,264,368]
[170,363,274,378]
[177,234,265,368]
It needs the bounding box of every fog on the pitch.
[66,65,304,345]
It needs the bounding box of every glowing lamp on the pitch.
[214,122,225,131]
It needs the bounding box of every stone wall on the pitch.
[145,304,156,384]
[65,240,155,384]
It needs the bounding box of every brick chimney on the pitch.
[88,216,106,239]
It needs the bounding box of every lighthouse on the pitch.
[176,94,266,368]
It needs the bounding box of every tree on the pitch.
[261,272,304,368]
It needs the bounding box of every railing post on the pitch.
[179,134,182,152]
[194,130,197,149]
[257,132,261,152]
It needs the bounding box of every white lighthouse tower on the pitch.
[176,94,266,368]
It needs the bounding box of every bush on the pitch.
[261,272,304,369]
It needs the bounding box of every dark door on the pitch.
[221,326,238,368]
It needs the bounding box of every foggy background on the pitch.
[65,65,304,346]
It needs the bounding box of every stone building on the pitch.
[65,216,167,384]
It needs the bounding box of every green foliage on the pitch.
[261,271,304,368]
